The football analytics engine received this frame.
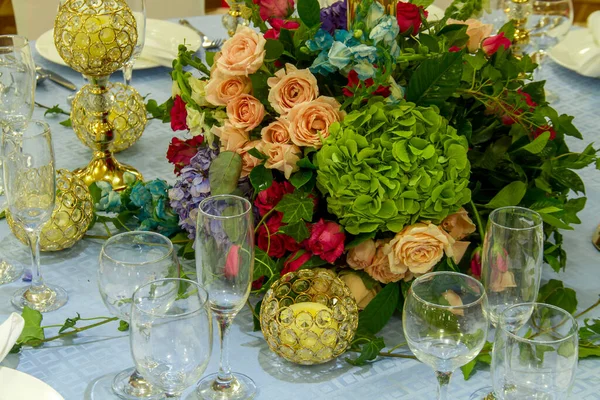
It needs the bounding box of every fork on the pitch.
[179,19,224,50]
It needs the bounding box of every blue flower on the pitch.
[365,1,385,30]
[353,61,377,80]
[310,51,337,76]
[146,179,170,198]
[334,30,359,46]
[350,44,378,63]
[130,182,152,209]
[328,41,353,69]
[370,15,399,46]
[95,181,122,212]
[306,29,334,53]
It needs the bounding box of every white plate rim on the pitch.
[549,28,600,78]
[35,18,202,70]
[0,366,65,400]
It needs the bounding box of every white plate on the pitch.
[549,28,600,78]
[36,19,202,70]
[0,366,64,400]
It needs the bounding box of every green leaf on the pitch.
[551,169,585,194]
[345,232,377,249]
[278,220,310,242]
[298,255,329,269]
[265,39,285,61]
[253,299,263,331]
[419,33,440,53]
[345,336,385,366]
[579,317,600,343]
[249,70,271,104]
[118,320,130,331]
[247,147,268,160]
[297,0,321,27]
[498,20,516,40]
[412,0,435,6]
[17,307,45,347]
[296,157,317,170]
[59,313,81,334]
[357,283,400,335]
[209,151,242,195]
[465,51,487,71]
[253,247,278,282]
[537,279,578,314]
[483,181,527,209]
[249,164,273,192]
[43,104,69,116]
[289,169,313,189]
[539,212,574,230]
[558,114,582,139]
[405,52,464,106]
[59,118,72,127]
[513,131,550,154]
[205,51,216,67]
[274,192,314,223]
[88,182,102,204]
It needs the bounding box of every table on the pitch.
[1,16,600,400]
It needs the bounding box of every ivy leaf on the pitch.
[580,317,600,343]
[118,320,130,332]
[253,247,278,282]
[209,151,242,195]
[17,306,45,347]
[59,118,72,127]
[537,279,578,314]
[289,169,313,189]
[278,220,310,242]
[483,181,527,209]
[274,192,314,223]
[146,98,171,122]
[297,0,321,27]
[249,164,273,193]
[345,335,385,366]
[357,283,399,335]
[462,341,493,380]
[58,313,81,334]
[406,51,464,107]
[43,104,68,116]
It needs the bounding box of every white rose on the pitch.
[185,106,207,136]
[188,76,211,107]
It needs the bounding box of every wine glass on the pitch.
[131,278,213,399]
[195,194,257,400]
[98,231,179,400]
[491,303,578,399]
[3,121,68,311]
[481,0,509,31]
[403,271,489,400]
[122,0,146,86]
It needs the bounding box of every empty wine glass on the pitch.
[131,278,213,399]
[403,271,488,400]
[98,231,179,400]
[492,303,578,399]
[3,121,68,311]
[123,0,146,86]
[195,194,257,400]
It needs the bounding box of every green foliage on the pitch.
[483,181,527,209]
[274,192,314,224]
[579,318,600,358]
[461,341,492,380]
[15,307,45,349]
[406,51,464,107]
[297,0,321,27]
[537,279,578,314]
[146,98,172,122]
[209,151,243,195]
[278,220,310,242]
[118,320,130,332]
[357,283,400,335]
[253,247,283,293]
[346,334,386,366]
[249,164,273,192]
[444,0,485,20]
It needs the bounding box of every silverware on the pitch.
[178,19,224,50]
[36,66,77,91]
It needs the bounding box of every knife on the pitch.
[37,67,77,91]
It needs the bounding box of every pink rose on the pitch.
[270,18,300,31]
[470,247,482,279]
[170,95,188,131]
[306,219,345,263]
[264,29,279,39]
[447,19,494,53]
[205,70,252,106]
[482,32,511,56]
[261,118,292,144]
[257,0,294,21]
[239,140,264,177]
[225,245,240,278]
[282,249,312,275]
[441,208,476,240]
[287,97,344,148]
[216,26,266,76]
[263,142,301,179]
[267,64,319,115]
[211,122,249,152]
[346,239,377,270]
[226,94,266,131]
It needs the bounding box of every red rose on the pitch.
[342,70,391,98]
[533,125,556,140]
[396,2,427,35]
[306,219,345,263]
[470,247,482,279]
[258,0,294,21]
[166,135,205,175]
[517,88,537,109]
[170,95,188,131]
[264,29,279,39]
[252,276,265,290]
[282,249,312,275]
[449,46,462,52]
[254,181,294,217]
[257,213,285,258]
[482,32,511,56]
[270,18,300,31]
[225,245,240,279]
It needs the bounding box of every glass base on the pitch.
[112,367,162,400]
[469,387,496,400]
[11,283,68,312]
[196,372,257,400]
[0,260,22,285]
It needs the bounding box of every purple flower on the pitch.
[320,0,347,35]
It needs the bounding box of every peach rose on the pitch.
[388,222,454,275]
[226,94,266,131]
[205,70,253,106]
[262,142,301,179]
[365,240,407,284]
[216,26,266,76]
[442,208,476,240]
[267,64,319,115]
[447,19,494,53]
[211,122,249,152]
[490,270,517,292]
[339,271,379,309]
[287,97,344,148]
[442,290,465,316]
[239,140,264,177]
[347,239,377,270]
[261,118,292,144]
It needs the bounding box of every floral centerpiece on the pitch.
[137,0,599,366]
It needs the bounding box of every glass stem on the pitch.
[216,313,235,385]
[27,230,44,291]
[533,51,547,82]
[435,371,452,400]
[123,61,134,86]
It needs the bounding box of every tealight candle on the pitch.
[285,302,339,353]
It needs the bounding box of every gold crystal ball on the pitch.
[71,82,147,152]
[54,0,137,76]
[260,268,359,365]
[7,169,94,251]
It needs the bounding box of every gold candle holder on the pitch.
[54,0,143,190]
[505,0,533,55]
[260,269,359,365]
[222,0,249,37]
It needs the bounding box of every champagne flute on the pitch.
[122,0,146,86]
[492,303,578,399]
[131,278,213,400]
[195,194,257,400]
[403,271,488,400]
[3,121,68,311]
[98,231,179,400]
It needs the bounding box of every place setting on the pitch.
[1,0,600,399]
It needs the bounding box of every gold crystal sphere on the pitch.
[72,82,146,153]
[7,169,94,251]
[260,268,359,365]
[53,0,138,76]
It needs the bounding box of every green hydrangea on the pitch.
[315,100,471,235]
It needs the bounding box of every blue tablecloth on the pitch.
[1,16,600,400]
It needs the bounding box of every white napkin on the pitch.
[589,10,600,45]
[0,313,24,363]
[576,11,600,77]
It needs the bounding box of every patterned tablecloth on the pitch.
[1,16,600,400]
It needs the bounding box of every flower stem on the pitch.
[246,299,260,321]
[575,297,600,319]
[377,351,417,360]
[83,234,111,240]
[40,317,119,343]
[469,200,485,239]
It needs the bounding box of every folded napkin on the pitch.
[589,10,600,45]
[0,313,24,363]
[577,11,600,77]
